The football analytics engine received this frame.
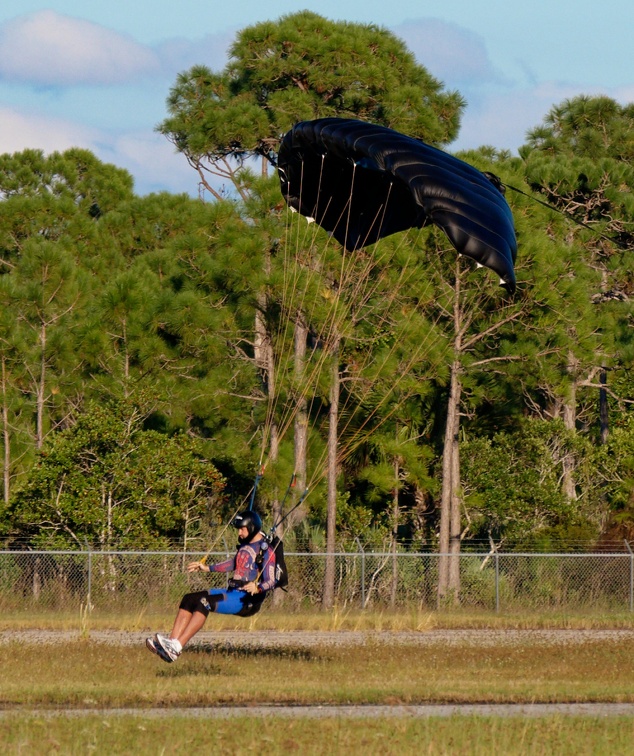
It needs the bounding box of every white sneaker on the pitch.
[155,633,181,663]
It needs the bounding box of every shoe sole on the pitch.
[155,634,178,663]
[147,634,174,663]
[145,637,159,656]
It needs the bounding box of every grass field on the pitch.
[2,634,634,707]
[3,606,634,633]
[2,714,634,755]
[2,611,634,754]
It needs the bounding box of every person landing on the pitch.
[146,510,275,663]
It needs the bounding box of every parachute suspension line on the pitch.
[270,118,520,512]
[299,187,434,482]
[197,463,275,569]
[260,152,323,472]
[304,289,442,493]
[249,467,265,512]
[307,224,447,486]
[250,478,310,590]
[289,154,336,337]
[280,165,433,498]
[269,473,309,538]
[305,161,360,375]
[258,186,338,500]
[260,149,361,489]
[324,220,517,478]
[505,182,630,250]
[255,156,321,477]
[333,232,453,455]
[269,147,441,512]
[337,182,403,325]
[285,187,440,502]
[294,240,437,494]
[197,466,276,567]
[354,175,393,251]
[273,150,370,460]
[280,472,297,512]
[197,500,246,567]
[198,462,274,568]
[269,155,338,471]
[275,262,439,519]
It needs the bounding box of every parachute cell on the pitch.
[277,118,517,293]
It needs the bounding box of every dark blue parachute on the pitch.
[277,118,517,293]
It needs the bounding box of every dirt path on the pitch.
[4,628,634,648]
[2,703,634,719]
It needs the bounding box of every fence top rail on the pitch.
[0,549,631,558]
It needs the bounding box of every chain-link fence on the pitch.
[1,547,633,615]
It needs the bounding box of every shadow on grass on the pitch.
[188,643,321,661]
[156,661,227,678]
[155,644,322,678]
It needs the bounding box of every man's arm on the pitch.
[186,557,235,574]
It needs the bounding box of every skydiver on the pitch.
[146,510,275,663]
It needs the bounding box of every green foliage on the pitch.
[0,147,133,209]
[523,95,634,162]
[157,11,464,196]
[9,397,224,549]
[0,28,633,554]
[460,419,604,546]
[594,414,634,534]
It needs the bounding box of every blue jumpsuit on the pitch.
[181,538,277,616]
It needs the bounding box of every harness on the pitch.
[227,539,270,590]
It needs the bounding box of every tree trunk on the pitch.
[254,253,278,465]
[438,260,463,603]
[271,494,285,607]
[562,350,578,500]
[122,317,130,395]
[438,358,462,602]
[1,357,10,505]
[390,459,399,609]
[448,398,462,598]
[293,313,308,501]
[322,334,340,610]
[36,322,46,449]
[599,369,609,444]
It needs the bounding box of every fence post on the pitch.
[495,552,500,613]
[355,537,366,609]
[86,545,92,608]
[626,540,633,613]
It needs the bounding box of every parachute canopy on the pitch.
[277,118,517,293]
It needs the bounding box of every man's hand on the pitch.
[244,581,259,595]
[187,561,207,573]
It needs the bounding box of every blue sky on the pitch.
[1,1,632,195]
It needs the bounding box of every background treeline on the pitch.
[0,13,632,562]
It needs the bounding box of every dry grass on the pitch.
[3,624,634,753]
[2,714,634,755]
[2,605,634,634]
[2,635,633,708]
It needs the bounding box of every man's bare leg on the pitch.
[173,610,208,647]
[169,608,195,642]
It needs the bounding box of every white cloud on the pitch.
[155,30,233,76]
[0,105,101,153]
[0,105,197,196]
[0,10,160,86]
[110,131,200,195]
[393,18,499,86]
[452,82,634,154]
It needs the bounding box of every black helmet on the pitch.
[232,510,262,544]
